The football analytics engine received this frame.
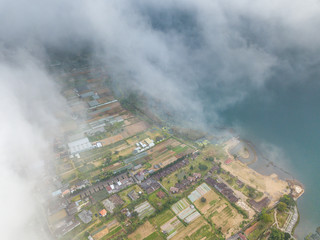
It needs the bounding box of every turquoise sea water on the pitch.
[203,79,320,238]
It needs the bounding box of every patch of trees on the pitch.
[279,195,295,207]
[269,228,291,240]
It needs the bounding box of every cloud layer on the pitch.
[1,0,320,239]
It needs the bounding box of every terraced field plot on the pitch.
[171,198,201,223]
[171,198,189,214]
[134,201,155,220]
[150,209,175,227]
[194,189,243,237]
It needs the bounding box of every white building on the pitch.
[68,138,93,154]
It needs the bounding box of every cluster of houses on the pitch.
[102,194,125,213]
[46,197,82,237]
[227,233,247,240]
[139,179,161,194]
[205,177,239,203]
[152,159,190,181]
[170,173,202,194]
[248,197,271,212]
[133,138,155,154]
[79,173,134,199]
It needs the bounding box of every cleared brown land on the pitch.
[97,134,123,146]
[121,121,149,138]
[128,221,155,240]
[223,138,290,206]
[93,227,109,240]
[149,150,177,168]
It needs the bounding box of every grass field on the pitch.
[150,209,175,227]
[277,210,289,228]
[92,189,109,202]
[148,189,168,209]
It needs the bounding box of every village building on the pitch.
[156,191,166,199]
[99,209,107,217]
[78,210,92,224]
[170,187,179,194]
[67,137,93,154]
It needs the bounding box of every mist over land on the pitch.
[0,0,320,239]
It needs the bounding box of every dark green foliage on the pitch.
[198,163,208,171]
[277,202,288,212]
[206,157,214,162]
[279,195,295,207]
[269,228,291,240]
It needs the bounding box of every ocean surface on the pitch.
[202,78,320,238]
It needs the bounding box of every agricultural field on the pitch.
[118,184,143,206]
[188,183,211,202]
[134,201,155,220]
[160,216,185,239]
[90,219,119,240]
[99,225,125,240]
[128,221,156,240]
[143,231,164,240]
[150,209,175,228]
[194,189,244,237]
[171,198,201,224]
[171,198,190,214]
[121,121,149,138]
[170,217,211,240]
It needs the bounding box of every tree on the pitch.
[201,197,206,203]
[190,165,194,170]
[277,202,287,212]
[259,209,272,223]
[131,211,138,218]
[206,157,214,162]
[198,163,208,171]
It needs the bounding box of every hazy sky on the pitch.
[0,0,320,239]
